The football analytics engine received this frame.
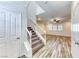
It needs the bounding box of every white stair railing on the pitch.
[24,28,32,57]
[29,19,46,45]
[26,28,32,44]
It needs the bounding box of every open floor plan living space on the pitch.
[0,1,79,58]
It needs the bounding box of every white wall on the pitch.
[46,20,71,37]
[71,1,79,58]
[27,2,42,27]
[63,21,71,36]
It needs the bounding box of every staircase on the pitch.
[27,27,44,55]
[27,27,72,58]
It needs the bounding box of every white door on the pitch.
[0,7,22,57]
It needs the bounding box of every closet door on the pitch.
[0,9,21,42]
[0,8,22,57]
[0,11,6,43]
[8,12,21,42]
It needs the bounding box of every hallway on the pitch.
[33,36,72,58]
[0,1,78,58]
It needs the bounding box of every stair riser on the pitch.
[32,33,36,35]
[32,35,37,38]
[32,44,44,55]
[32,39,38,42]
[32,37,40,42]
[32,41,41,48]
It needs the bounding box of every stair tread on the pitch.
[32,39,41,45]
[32,36,39,41]
[32,34,37,36]
[32,35,37,37]
[31,32,35,34]
[32,40,42,48]
[33,46,46,57]
[32,37,39,40]
[32,43,44,54]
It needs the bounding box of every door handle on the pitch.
[75,42,79,45]
[16,37,20,39]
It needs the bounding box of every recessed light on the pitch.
[50,18,54,22]
[37,17,42,21]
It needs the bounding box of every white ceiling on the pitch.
[0,1,29,13]
[0,1,72,21]
[36,1,72,20]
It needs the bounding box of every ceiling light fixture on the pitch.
[55,18,61,21]
[49,17,62,23]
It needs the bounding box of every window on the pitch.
[52,24,57,31]
[48,24,52,31]
[72,24,79,32]
[48,24,63,31]
[58,24,63,31]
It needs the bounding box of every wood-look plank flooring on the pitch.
[33,36,72,58]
